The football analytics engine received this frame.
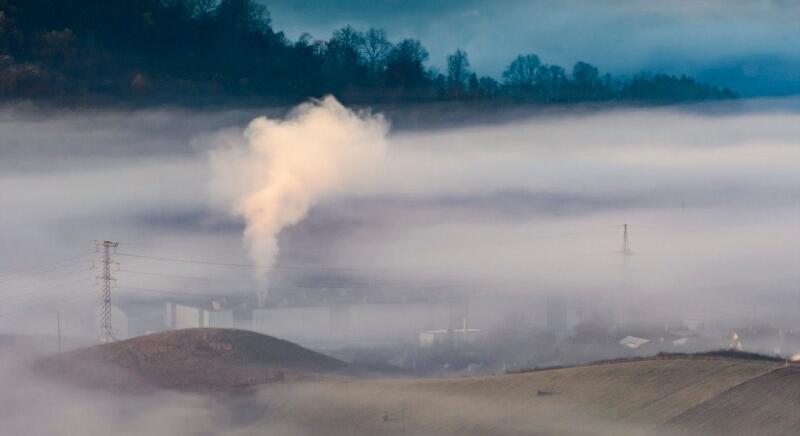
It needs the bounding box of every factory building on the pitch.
[164,300,234,329]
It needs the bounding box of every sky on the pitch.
[262,0,800,97]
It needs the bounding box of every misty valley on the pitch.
[2,1,800,435]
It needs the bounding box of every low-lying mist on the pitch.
[0,344,686,436]
[1,97,799,338]
[2,96,800,436]
[0,343,304,436]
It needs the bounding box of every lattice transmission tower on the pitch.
[622,223,632,257]
[95,240,118,343]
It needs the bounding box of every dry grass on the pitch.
[37,328,354,392]
[257,357,781,435]
[665,365,800,436]
[36,329,794,435]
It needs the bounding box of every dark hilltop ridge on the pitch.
[1,0,736,107]
[36,328,355,392]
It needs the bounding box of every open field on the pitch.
[258,357,782,435]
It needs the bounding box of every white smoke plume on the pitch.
[209,96,389,283]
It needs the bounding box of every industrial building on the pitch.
[164,300,234,329]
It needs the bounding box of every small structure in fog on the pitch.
[619,335,650,349]
[419,326,480,348]
[165,300,234,329]
[728,330,744,351]
[672,337,689,346]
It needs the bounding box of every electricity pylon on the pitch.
[95,240,118,343]
[622,223,632,257]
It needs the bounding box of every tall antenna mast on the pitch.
[95,240,118,343]
[622,224,632,256]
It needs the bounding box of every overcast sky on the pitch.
[262,0,800,96]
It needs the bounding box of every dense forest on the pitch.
[0,0,737,105]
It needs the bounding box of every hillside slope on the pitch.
[38,328,353,392]
[256,357,782,436]
[664,365,800,436]
[34,331,796,435]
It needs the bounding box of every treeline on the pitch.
[0,0,737,104]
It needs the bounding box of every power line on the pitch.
[527,224,622,242]
[0,267,93,295]
[117,269,259,285]
[0,252,90,278]
[0,288,95,318]
[116,252,414,271]
[116,241,247,256]
[116,225,621,272]
[115,252,506,273]
[117,286,237,299]
[116,252,274,269]
[0,254,92,284]
[0,291,94,318]
[116,268,474,289]
[118,224,619,259]
[117,252,406,271]
[0,278,95,305]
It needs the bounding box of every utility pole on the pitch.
[95,240,118,344]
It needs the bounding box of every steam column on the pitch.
[95,240,118,343]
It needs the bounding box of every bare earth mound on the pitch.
[38,328,353,392]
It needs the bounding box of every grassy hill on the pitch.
[37,328,353,392]
[255,356,785,435]
[665,365,800,436]
[35,329,797,435]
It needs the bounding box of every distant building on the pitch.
[419,318,481,348]
[683,318,722,333]
[619,335,650,349]
[418,328,481,348]
[94,300,173,340]
[165,300,234,329]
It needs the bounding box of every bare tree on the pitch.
[360,28,391,74]
[502,54,541,87]
[446,49,471,88]
[331,25,364,51]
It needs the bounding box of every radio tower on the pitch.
[612,224,633,327]
[622,224,632,257]
[95,240,118,343]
